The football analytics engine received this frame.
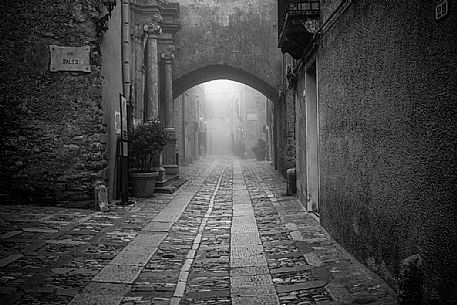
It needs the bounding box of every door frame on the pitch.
[305,60,319,213]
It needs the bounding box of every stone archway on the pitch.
[172,0,282,102]
[128,0,284,186]
[173,64,280,104]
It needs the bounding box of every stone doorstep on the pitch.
[155,174,180,188]
[154,186,177,194]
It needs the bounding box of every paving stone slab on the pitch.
[231,274,274,287]
[82,282,131,295]
[22,227,59,233]
[92,265,143,284]
[69,294,123,305]
[266,251,307,260]
[189,271,230,278]
[142,221,173,232]
[312,266,334,282]
[232,285,277,297]
[184,290,231,298]
[110,244,159,266]
[231,245,264,257]
[231,253,268,268]
[233,208,254,217]
[232,295,279,305]
[0,231,22,239]
[304,252,323,266]
[231,232,261,245]
[0,254,23,267]
[325,282,353,303]
[128,233,166,249]
[231,266,270,276]
[275,280,327,293]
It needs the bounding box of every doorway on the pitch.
[305,62,319,213]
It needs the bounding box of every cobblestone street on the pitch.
[0,157,396,305]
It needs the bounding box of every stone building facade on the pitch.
[174,85,206,165]
[0,0,181,205]
[0,0,110,207]
[279,0,457,303]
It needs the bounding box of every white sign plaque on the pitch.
[49,45,91,72]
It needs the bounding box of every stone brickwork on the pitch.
[0,1,107,206]
[310,1,457,303]
[172,0,282,103]
[285,89,296,170]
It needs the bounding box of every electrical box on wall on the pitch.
[435,0,449,21]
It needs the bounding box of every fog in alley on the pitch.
[193,80,269,159]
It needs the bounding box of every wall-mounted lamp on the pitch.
[103,0,117,17]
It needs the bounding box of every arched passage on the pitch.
[173,65,280,104]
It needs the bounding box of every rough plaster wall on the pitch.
[0,0,107,206]
[101,4,123,202]
[317,1,457,302]
[295,73,307,205]
[174,0,282,90]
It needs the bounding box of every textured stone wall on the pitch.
[315,1,457,303]
[174,95,184,165]
[173,0,282,100]
[0,1,108,206]
[285,90,296,170]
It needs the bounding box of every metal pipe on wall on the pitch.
[120,0,130,204]
[121,0,131,131]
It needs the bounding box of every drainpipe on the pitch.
[120,0,130,204]
[121,0,131,131]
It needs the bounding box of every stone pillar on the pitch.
[161,45,179,175]
[144,13,162,122]
[144,13,165,181]
[132,24,144,125]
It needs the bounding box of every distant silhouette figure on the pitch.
[240,140,245,159]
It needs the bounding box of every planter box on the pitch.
[129,172,159,197]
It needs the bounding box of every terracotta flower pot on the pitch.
[129,172,159,197]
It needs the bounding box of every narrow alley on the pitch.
[0,157,395,305]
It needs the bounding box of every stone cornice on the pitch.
[130,0,180,35]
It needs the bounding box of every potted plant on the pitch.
[129,118,167,197]
[251,138,267,161]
